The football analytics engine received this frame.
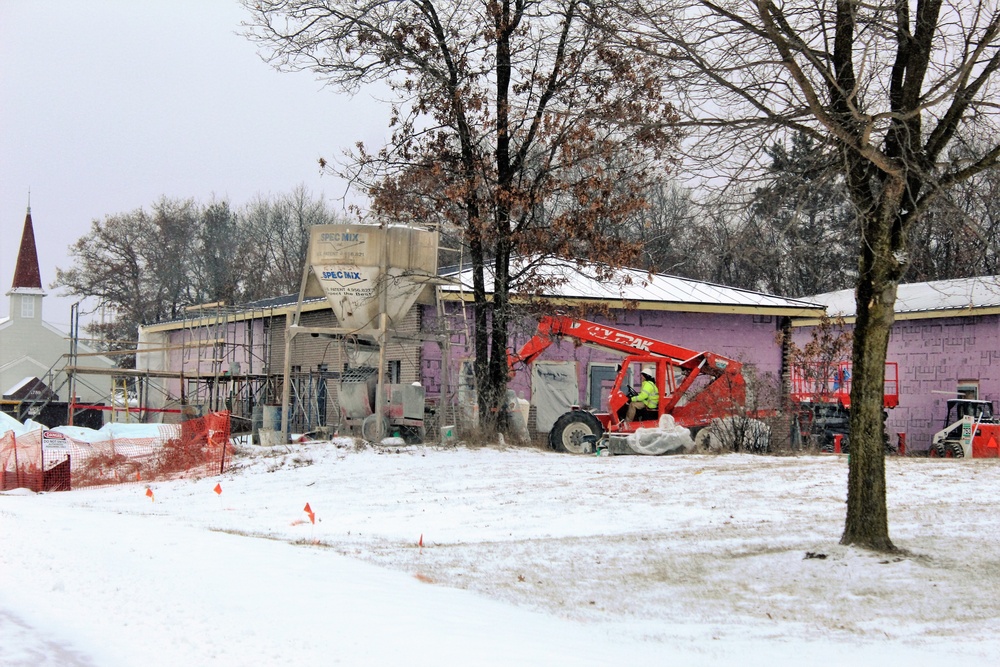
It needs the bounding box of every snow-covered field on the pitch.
[2,441,998,666]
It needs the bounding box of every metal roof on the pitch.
[144,257,826,335]
[805,275,1000,320]
[139,295,329,333]
[439,257,823,315]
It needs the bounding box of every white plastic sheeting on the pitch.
[1,413,167,441]
[0,412,42,437]
[624,415,695,455]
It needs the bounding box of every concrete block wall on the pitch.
[421,304,786,433]
[792,314,1000,451]
[888,315,1000,450]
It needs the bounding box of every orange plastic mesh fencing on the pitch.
[0,411,232,492]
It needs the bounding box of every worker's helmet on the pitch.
[641,371,654,381]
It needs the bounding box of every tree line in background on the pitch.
[627,130,1000,299]
[54,185,342,365]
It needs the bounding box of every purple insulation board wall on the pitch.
[792,313,1000,451]
[421,303,785,423]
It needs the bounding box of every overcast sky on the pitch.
[0,0,388,327]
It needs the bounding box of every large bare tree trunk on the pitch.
[841,184,903,552]
[843,275,896,550]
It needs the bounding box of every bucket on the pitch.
[262,405,282,431]
[259,429,283,447]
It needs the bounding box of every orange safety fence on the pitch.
[0,411,232,492]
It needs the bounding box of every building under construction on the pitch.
[133,223,444,441]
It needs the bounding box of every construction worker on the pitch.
[625,371,659,423]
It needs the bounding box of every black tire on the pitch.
[929,441,947,458]
[549,411,604,454]
[361,414,390,442]
[946,441,965,458]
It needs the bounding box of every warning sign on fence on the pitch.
[42,430,69,451]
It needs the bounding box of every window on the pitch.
[20,295,34,319]
[957,381,979,400]
[588,363,623,411]
[387,360,401,384]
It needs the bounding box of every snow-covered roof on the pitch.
[805,275,1000,320]
[4,376,40,396]
[439,258,823,315]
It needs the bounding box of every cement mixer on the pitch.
[338,368,427,443]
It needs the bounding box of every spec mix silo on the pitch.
[307,224,438,332]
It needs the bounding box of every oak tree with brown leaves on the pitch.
[243,0,679,434]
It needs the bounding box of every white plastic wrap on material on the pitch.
[22,419,47,434]
[0,412,35,437]
[506,390,531,442]
[625,415,695,455]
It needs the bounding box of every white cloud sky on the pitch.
[0,0,388,327]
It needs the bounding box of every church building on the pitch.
[0,206,114,417]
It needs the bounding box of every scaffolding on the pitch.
[59,300,367,438]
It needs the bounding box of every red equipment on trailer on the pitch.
[788,361,899,453]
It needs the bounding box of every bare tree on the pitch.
[55,199,199,366]
[242,0,679,434]
[906,153,1000,281]
[625,179,703,276]
[55,189,337,365]
[143,197,200,320]
[194,199,244,305]
[55,209,152,366]
[240,185,342,300]
[618,1,1000,551]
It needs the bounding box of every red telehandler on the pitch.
[507,316,749,453]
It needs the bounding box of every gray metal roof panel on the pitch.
[807,275,1000,318]
[440,258,822,310]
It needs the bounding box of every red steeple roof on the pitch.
[12,206,42,290]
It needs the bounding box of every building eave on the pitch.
[791,304,1000,327]
[139,297,331,334]
[437,291,824,317]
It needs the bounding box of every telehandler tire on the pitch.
[549,411,604,454]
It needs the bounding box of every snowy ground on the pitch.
[2,441,998,666]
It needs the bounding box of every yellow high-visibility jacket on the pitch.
[632,379,659,408]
